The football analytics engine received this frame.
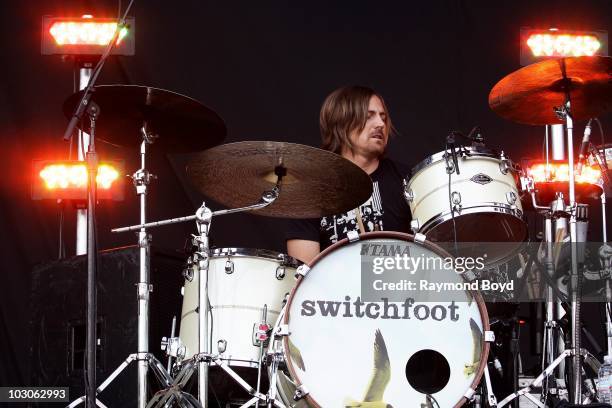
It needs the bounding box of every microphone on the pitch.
[577,119,593,173]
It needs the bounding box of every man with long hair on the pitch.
[286,85,412,263]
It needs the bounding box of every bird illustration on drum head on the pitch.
[344,329,393,408]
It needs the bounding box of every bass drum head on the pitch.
[282,232,489,408]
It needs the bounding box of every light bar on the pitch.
[42,16,135,56]
[520,27,608,66]
[49,21,129,46]
[527,34,600,57]
[527,162,602,185]
[32,160,125,201]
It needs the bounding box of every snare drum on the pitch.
[178,248,299,367]
[275,232,490,407]
[405,146,527,264]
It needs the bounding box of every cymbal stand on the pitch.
[113,166,287,408]
[590,146,612,358]
[529,192,568,403]
[133,126,159,408]
[68,126,175,408]
[554,99,584,404]
[512,96,589,404]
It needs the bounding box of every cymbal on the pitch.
[489,56,612,125]
[63,85,226,153]
[187,141,374,218]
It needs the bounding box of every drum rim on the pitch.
[282,231,490,408]
[411,146,503,176]
[211,247,301,268]
[418,203,526,233]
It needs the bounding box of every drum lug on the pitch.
[182,262,194,282]
[295,264,310,278]
[414,232,426,244]
[506,191,517,205]
[451,191,462,213]
[275,324,290,337]
[485,330,496,342]
[293,384,309,401]
[464,388,476,400]
[462,269,477,281]
[276,265,286,280]
[410,219,420,233]
[217,339,227,353]
[403,179,414,203]
[347,230,360,242]
[499,151,510,175]
[224,259,234,274]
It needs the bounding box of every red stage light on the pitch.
[49,20,129,46]
[32,160,125,201]
[41,16,135,56]
[526,33,601,57]
[520,27,608,66]
[526,162,602,185]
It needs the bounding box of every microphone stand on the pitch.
[85,102,100,408]
[61,2,135,407]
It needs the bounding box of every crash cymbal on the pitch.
[489,56,612,125]
[187,141,373,218]
[63,85,226,153]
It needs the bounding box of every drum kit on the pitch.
[62,55,611,408]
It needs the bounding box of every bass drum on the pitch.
[275,232,490,408]
[405,146,527,265]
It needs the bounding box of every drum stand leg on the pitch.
[540,210,566,402]
[498,349,574,407]
[265,344,284,408]
[68,354,173,408]
[146,353,286,408]
[482,365,498,407]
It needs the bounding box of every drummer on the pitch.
[286,85,412,263]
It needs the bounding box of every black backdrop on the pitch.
[1,0,611,390]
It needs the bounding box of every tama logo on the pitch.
[470,173,492,184]
[360,243,411,257]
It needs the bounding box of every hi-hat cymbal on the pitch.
[489,56,612,125]
[187,141,373,218]
[63,85,227,153]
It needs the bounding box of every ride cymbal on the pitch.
[187,141,373,218]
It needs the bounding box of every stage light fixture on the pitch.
[32,160,125,201]
[49,21,129,46]
[526,162,602,186]
[42,15,135,56]
[520,27,608,66]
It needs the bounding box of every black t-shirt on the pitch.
[286,158,412,249]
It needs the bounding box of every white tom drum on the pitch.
[405,146,527,265]
[178,248,299,367]
[276,232,490,408]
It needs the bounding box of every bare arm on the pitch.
[287,239,320,265]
